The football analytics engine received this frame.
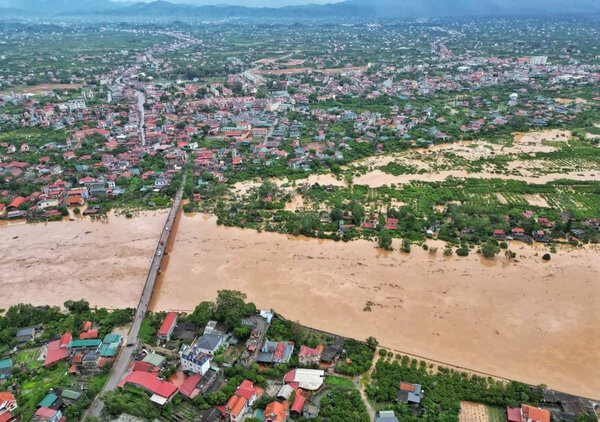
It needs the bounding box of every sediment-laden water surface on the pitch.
[0,210,168,309]
[152,214,600,398]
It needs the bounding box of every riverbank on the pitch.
[0,210,168,310]
[152,214,600,398]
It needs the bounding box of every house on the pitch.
[283,369,324,391]
[117,370,178,406]
[290,394,305,416]
[80,328,99,340]
[0,359,13,380]
[192,334,222,356]
[38,393,61,410]
[277,385,294,401]
[264,401,287,422]
[157,312,178,343]
[0,391,19,422]
[257,340,294,365]
[396,381,423,404]
[178,373,202,399]
[59,389,82,406]
[507,407,522,422]
[180,340,212,375]
[34,407,63,422]
[298,345,322,366]
[320,337,344,363]
[384,217,398,230]
[44,333,72,367]
[141,353,166,368]
[67,339,101,352]
[521,404,550,422]
[7,197,25,210]
[493,229,506,240]
[203,321,218,336]
[532,230,550,243]
[225,380,263,422]
[97,333,122,357]
[376,410,399,422]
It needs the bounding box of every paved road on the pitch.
[136,90,146,146]
[85,172,187,420]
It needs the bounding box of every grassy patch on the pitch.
[14,348,41,368]
[325,376,355,388]
[487,406,507,422]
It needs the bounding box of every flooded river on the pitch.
[2,206,599,398]
[0,210,168,310]
[153,214,599,398]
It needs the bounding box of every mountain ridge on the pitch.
[1,0,599,19]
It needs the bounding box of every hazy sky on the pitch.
[113,0,343,6]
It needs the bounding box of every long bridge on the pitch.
[85,172,186,419]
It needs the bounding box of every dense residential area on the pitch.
[1,19,600,258]
[0,5,600,422]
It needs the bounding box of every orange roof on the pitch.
[0,391,16,404]
[264,401,287,422]
[8,196,25,208]
[80,329,99,339]
[67,196,84,205]
[227,395,247,418]
[82,321,92,331]
[400,382,416,392]
[522,405,550,422]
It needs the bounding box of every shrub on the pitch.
[481,242,500,258]
[456,248,469,256]
[542,253,551,261]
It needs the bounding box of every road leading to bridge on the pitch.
[85,172,186,419]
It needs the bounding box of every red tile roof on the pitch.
[158,312,177,337]
[44,333,72,367]
[299,345,321,358]
[264,401,287,422]
[178,373,202,398]
[291,394,305,413]
[118,370,177,399]
[35,407,58,420]
[132,361,157,373]
[8,196,25,209]
[507,407,521,422]
[400,382,416,392]
[522,404,550,422]
[273,342,285,360]
[236,380,259,401]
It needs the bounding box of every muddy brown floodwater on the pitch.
[152,214,600,399]
[0,210,168,309]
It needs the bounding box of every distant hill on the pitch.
[1,0,599,19]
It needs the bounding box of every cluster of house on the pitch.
[492,211,600,244]
[41,322,123,375]
[33,388,84,422]
[3,35,599,220]
[0,320,122,422]
[112,308,351,422]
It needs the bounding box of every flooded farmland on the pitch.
[152,213,600,399]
